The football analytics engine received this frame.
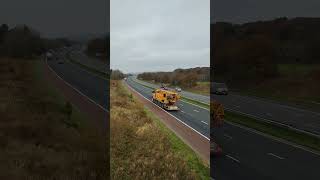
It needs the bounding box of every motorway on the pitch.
[126,76,210,139]
[212,120,320,180]
[133,76,210,104]
[134,77,320,179]
[47,49,108,110]
[136,76,320,136]
[47,49,320,179]
[214,94,320,136]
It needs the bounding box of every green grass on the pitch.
[225,111,320,152]
[66,54,109,80]
[184,82,210,96]
[145,108,210,180]
[132,78,210,110]
[34,60,88,127]
[111,80,202,179]
[278,63,320,76]
[0,58,106,179]
[181,97,209,110]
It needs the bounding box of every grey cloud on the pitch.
[0,0,108,38]
[111,0,210,73]
[212,0,320,23]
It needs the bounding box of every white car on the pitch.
[175,87,182,92]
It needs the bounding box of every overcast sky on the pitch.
[212,0,320,24]
[0,0,108,38]
[111,0,210,73]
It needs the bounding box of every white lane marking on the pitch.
[224,107,320,138]
[181,110,186,113]
[126,81,210,141]
[226,155,240,163]
[266,113,273,117]
[226,121,320,156]
[179,98,209,111]
[194,109,200,113]
[45,57,108,112]
[267,153,285,160]
[201,121,208,125]
[65,53,107,80]
[131,78,210,111]
[224,134,233,139]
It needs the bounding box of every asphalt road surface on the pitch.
[212,121,320,180]
[213,94,320,136]
[135,76,320,136]
[69,48,107,73]
[47,49,108,110]
[132,76,210,104]
[126,76,210,139]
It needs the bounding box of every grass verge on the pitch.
[66,53,108,79]
[0,58,106,179]
[135,76,320,154]
[111,80,209,179]
[132,78,210,110]
[145,108,210,179]
[225,111,320,152]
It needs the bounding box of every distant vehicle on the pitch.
[211,141,223,157]
[175,87,182,92]
[213,82,229,95]
[46,52,53,60]
[124,77,127,81]
[152,89,181,110]
[160,84,168,90]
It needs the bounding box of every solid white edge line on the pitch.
[126,80,210,141]
[45,56,108,112]
[201,121,209,125]
[132,78,210,111]
[225,107,320,138]
[226,154,240,163]
[226,121,320,156]
[267,153,285,160]
[66,53,108,81]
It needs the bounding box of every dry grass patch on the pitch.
[0,58,107,179]
[111,80,202,179]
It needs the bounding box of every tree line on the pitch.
[0,24,72,59]
[86,35,109,61]
[212,17,320,83]
[110,69,126,80]
[137,67,209,88]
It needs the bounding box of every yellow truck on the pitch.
[152,89,181,110]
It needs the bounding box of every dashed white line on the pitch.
[126,81,210,141]
[267,153,285,160]
[266,113,273,117]
[226,121,320,156]
[201,121,208,125]
[45,57,108,112]
[224,134,233,139]
[194,109,200,113]
[226,155,240,163]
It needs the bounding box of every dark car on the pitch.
[211,141,223,157]
[160,84,168,90]
[212,82,229,95]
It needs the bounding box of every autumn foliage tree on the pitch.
[137,67,209,88]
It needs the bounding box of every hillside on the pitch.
[212,17,320,109]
